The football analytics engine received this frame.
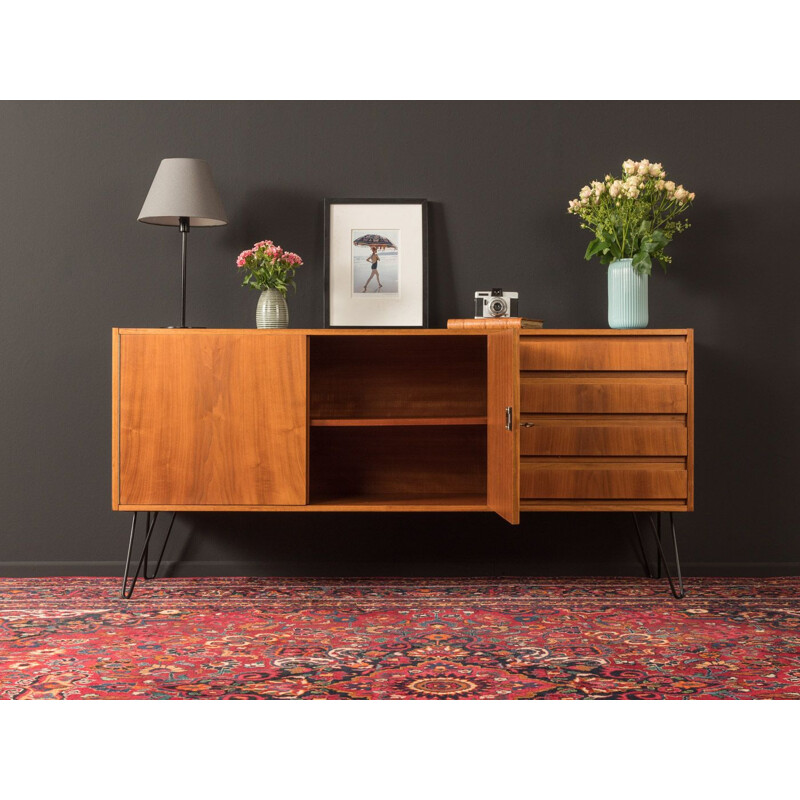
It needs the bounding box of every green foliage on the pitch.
[240,260,296,296]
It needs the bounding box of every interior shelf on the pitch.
[310,417,487,427]
[309,493,489,510]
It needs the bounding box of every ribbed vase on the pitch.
[256,288,289,329]
[607,258,648,329]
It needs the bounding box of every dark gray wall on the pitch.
[2,101,798,576]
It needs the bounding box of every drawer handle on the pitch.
[520,422,536,428]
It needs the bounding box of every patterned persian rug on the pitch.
[1,577,798,699]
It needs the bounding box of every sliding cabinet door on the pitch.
[487,330,520,523]
[115,331,308,509]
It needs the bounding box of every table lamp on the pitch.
[138,158,228,327]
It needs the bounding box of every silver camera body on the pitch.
[474,289,519,318]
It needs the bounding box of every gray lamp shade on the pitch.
[138,158,227,227]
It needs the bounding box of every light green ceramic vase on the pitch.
[607,258,648,329]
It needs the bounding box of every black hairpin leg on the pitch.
[121,511,177,599]
[632,512,686,599]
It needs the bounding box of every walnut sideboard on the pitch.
[112,328,694,596]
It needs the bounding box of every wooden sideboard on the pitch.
[112,328,693,526]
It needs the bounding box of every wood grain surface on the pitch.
[516,330,693,509]
[686,329,695,510]
[520,379,687,413]
[112,330,120,509]
[520,336,688,370]
[487,330,520,523]
[117,497,490,512]
[310,335,487,419]
[520,500,688,511]
[112,328,693,517]
[310,417,487,427]
[520,421,687,456]
[519,330,690,337]
[310,425,486,503]
[521,460,688,499]
[117,331,308,507]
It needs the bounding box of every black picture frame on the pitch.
[323,198,429,328]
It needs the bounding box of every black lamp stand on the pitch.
[177,216,189,329]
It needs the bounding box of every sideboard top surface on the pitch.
[114,328,692,336]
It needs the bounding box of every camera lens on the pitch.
[488,298,508,316]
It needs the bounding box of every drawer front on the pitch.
[520,336,688,371]
[521,380,687,414]
[521,462,687,499]
[520,422,687,456]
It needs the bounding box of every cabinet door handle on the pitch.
[505,407,513,431]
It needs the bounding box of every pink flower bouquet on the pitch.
[236,239,303,295]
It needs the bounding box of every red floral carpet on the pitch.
[1,577,799,699]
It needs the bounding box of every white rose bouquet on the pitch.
[568,158,695,275]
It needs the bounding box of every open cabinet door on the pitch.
[487,330,520,523]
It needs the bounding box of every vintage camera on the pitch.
[474,289,519,318]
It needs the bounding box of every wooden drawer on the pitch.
[521,460,688,499]
[520,336,688,371]
[521,379,687,413]
[520,419,687,456]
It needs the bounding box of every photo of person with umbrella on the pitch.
[352,231,399,294]
[362,245,383,292]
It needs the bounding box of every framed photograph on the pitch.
[324,198,428,327]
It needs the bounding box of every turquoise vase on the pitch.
[607,258,648,329]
